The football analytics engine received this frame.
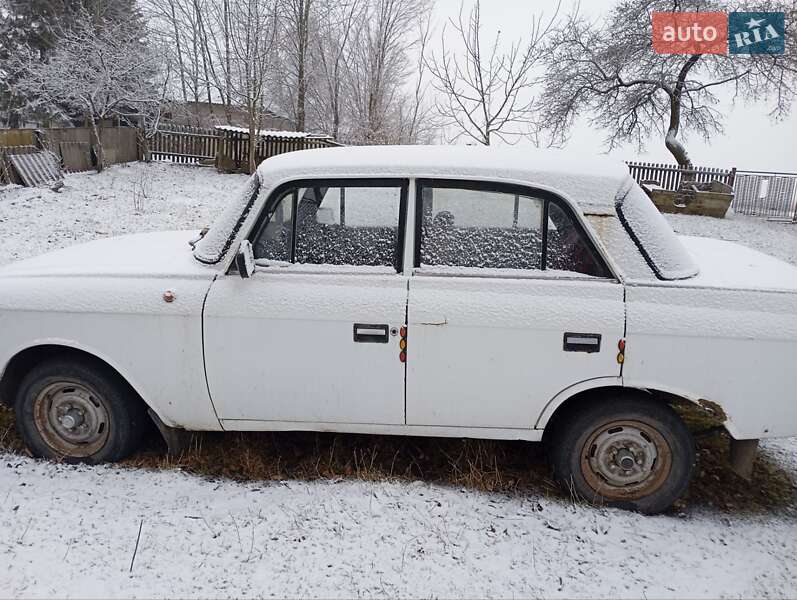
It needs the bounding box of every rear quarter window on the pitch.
[616,184,699,280]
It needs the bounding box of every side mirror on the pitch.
[235,240,255,279]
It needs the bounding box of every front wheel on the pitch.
[15,357,148,463]
[548,395,695,514]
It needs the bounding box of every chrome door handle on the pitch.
[563,332,602,353]
[353,324,390,343]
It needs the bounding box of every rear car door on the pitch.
[203,179,409,427]
[406,180,625,430]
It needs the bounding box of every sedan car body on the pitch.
[2,145,795,513]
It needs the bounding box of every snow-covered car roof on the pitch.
[194,145,632,264]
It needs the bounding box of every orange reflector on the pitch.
[618,339,626,352]
[617,352,625,365]
[399,339,407,351]
[400,326,407,338]
[399,351,407,363]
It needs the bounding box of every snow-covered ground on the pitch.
[0,162,247,267]
[1,162,796,599]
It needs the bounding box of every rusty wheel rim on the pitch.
[32,380,110,458]
[580,419,672,501]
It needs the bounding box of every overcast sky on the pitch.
[430,0,796,172]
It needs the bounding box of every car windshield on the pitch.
[194,174,260,264]
[615,183,699,280]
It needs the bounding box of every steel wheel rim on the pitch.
[580,419,672,501]
[32,380,110,458]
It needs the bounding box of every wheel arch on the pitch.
[537,378,736,441]
[0,343,155,419]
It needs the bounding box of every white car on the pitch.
[2,146,796,513]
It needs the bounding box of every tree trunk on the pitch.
[294,0,311,132]
[89,115,105,173]
[665,97,692,171]
[666,54,700,181]
[248,108,258,174]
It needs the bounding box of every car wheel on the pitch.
[15,357,148,464]
[548,394,695,514]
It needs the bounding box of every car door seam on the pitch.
[201,273,224,428]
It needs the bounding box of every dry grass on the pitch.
[1,403,795,515]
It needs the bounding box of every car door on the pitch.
[406,179,625,430]
[203,178,409,426]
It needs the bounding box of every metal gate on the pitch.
[732,171,797,221]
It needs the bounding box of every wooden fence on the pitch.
[146,125,339,172]
[147,124,218,164]
[626,161,736,190]
[217,128,340,174]
[0,126,139,182]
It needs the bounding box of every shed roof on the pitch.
[214,125,333,140]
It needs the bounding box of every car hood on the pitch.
[675,235,797,293]
[0,231,217,280]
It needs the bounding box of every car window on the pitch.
[418,183,610,278]
[419,186,545,270]
[254,188,294,263]
[616,183,699,280]
[547,202,612,277]
[252,181,404,270]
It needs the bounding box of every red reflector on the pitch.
[618,339,626,352]
[399,351,407,363]
[400,326,407,338]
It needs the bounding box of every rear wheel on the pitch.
[548,395,695,514]
[15,357,148,463]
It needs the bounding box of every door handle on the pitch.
[353,323,390,343]
[563,332,602,353]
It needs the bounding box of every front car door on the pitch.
[203,178,409,427]
[406,179,625,430]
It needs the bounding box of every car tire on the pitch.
[548,394,695,514]
[15,357,148,464]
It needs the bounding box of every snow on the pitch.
[617,183,700,280]
[2,162,797,598]
[0,162,247,268]
[677,235,797,293]
[2,451,797,599]
[665,210,797,267]
[0,231,212,279]
[194,145,631,263]
[214,125,333,139]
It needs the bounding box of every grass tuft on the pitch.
[1,402,795,515]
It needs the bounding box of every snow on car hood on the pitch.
[0,231,216,280]
[657,236,797,293]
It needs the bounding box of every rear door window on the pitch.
[416,181,612,278]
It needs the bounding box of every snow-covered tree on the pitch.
[12,8,167,170]
[542,0,797,175]
[1,0,152,127]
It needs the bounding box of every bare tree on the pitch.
[346,0,430,144]
[426,0,559,145]
[225,0,279,171]
[313,0,364,139]
[542,0,797,174]
[12,9,167,171]
[278,0,314,130]
[394,12,438,143]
